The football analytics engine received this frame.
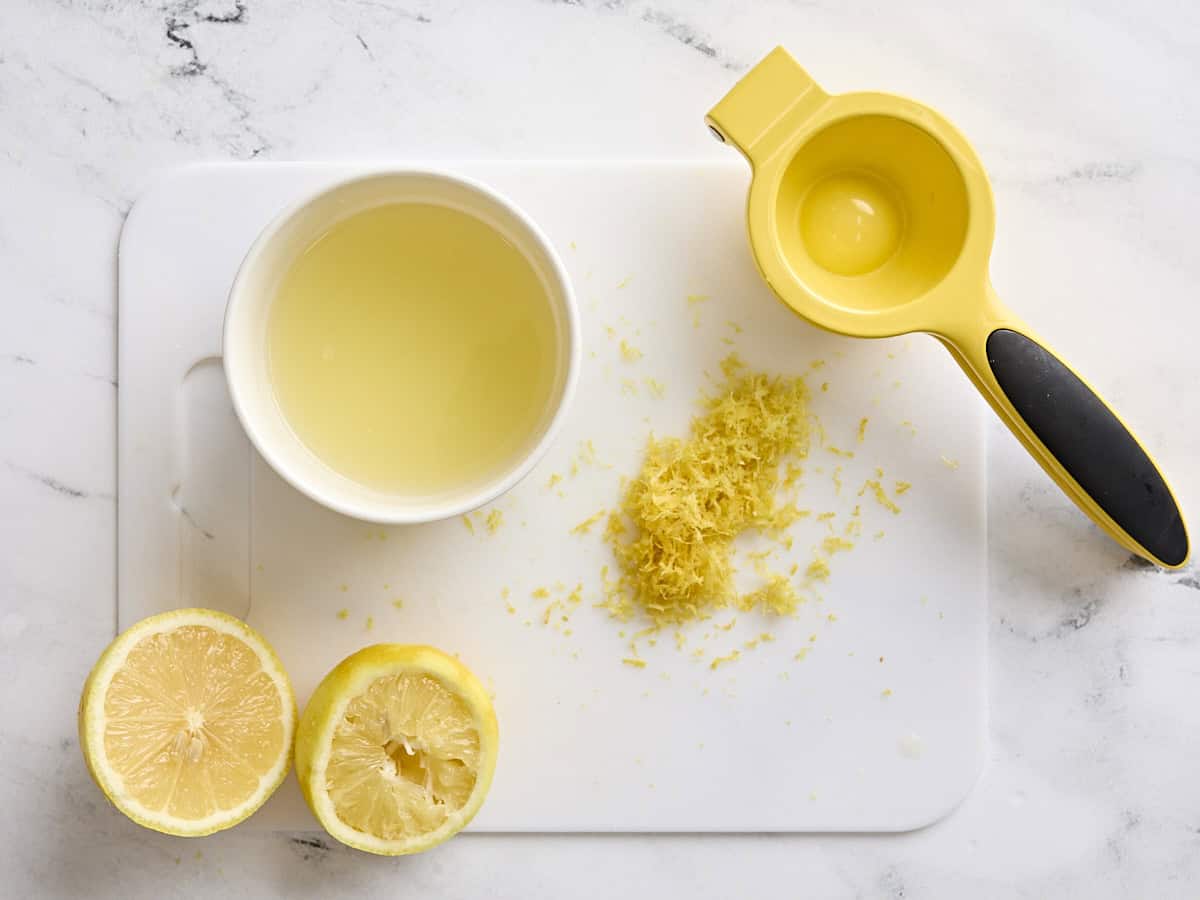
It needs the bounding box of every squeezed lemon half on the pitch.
[294,644,498,855]
[77,608,296,836]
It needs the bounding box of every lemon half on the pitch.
[294,644,498,855]
[78,608,296,836]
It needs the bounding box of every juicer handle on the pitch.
[945,304,1189,568]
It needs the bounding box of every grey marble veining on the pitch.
[3,0,1199,897]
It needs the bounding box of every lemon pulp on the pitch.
[328,672,480,839]
[104,624,286,818]
[79,609,295,836]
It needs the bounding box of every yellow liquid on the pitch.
[800,172,904,276]
[267,202,559,495]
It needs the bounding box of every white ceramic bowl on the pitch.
[223,169,579,524]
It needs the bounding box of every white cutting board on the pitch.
[118,162,986,832]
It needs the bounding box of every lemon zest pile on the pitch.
[604,364,810,628]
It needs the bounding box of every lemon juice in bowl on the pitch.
[267,202,560,496]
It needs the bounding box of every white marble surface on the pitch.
[2,0,1199,896]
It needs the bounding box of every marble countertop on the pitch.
[3,1,1199,896]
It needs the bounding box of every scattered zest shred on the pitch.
[822,536,855,555]
[571,510,607,535]
[806,557,831,581]
[736,576,800,615]
[860,478,901,514]
[710,650,741,671]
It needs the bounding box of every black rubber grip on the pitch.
[986,328,1188,567]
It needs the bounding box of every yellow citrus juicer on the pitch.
[707,47,1188,568]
